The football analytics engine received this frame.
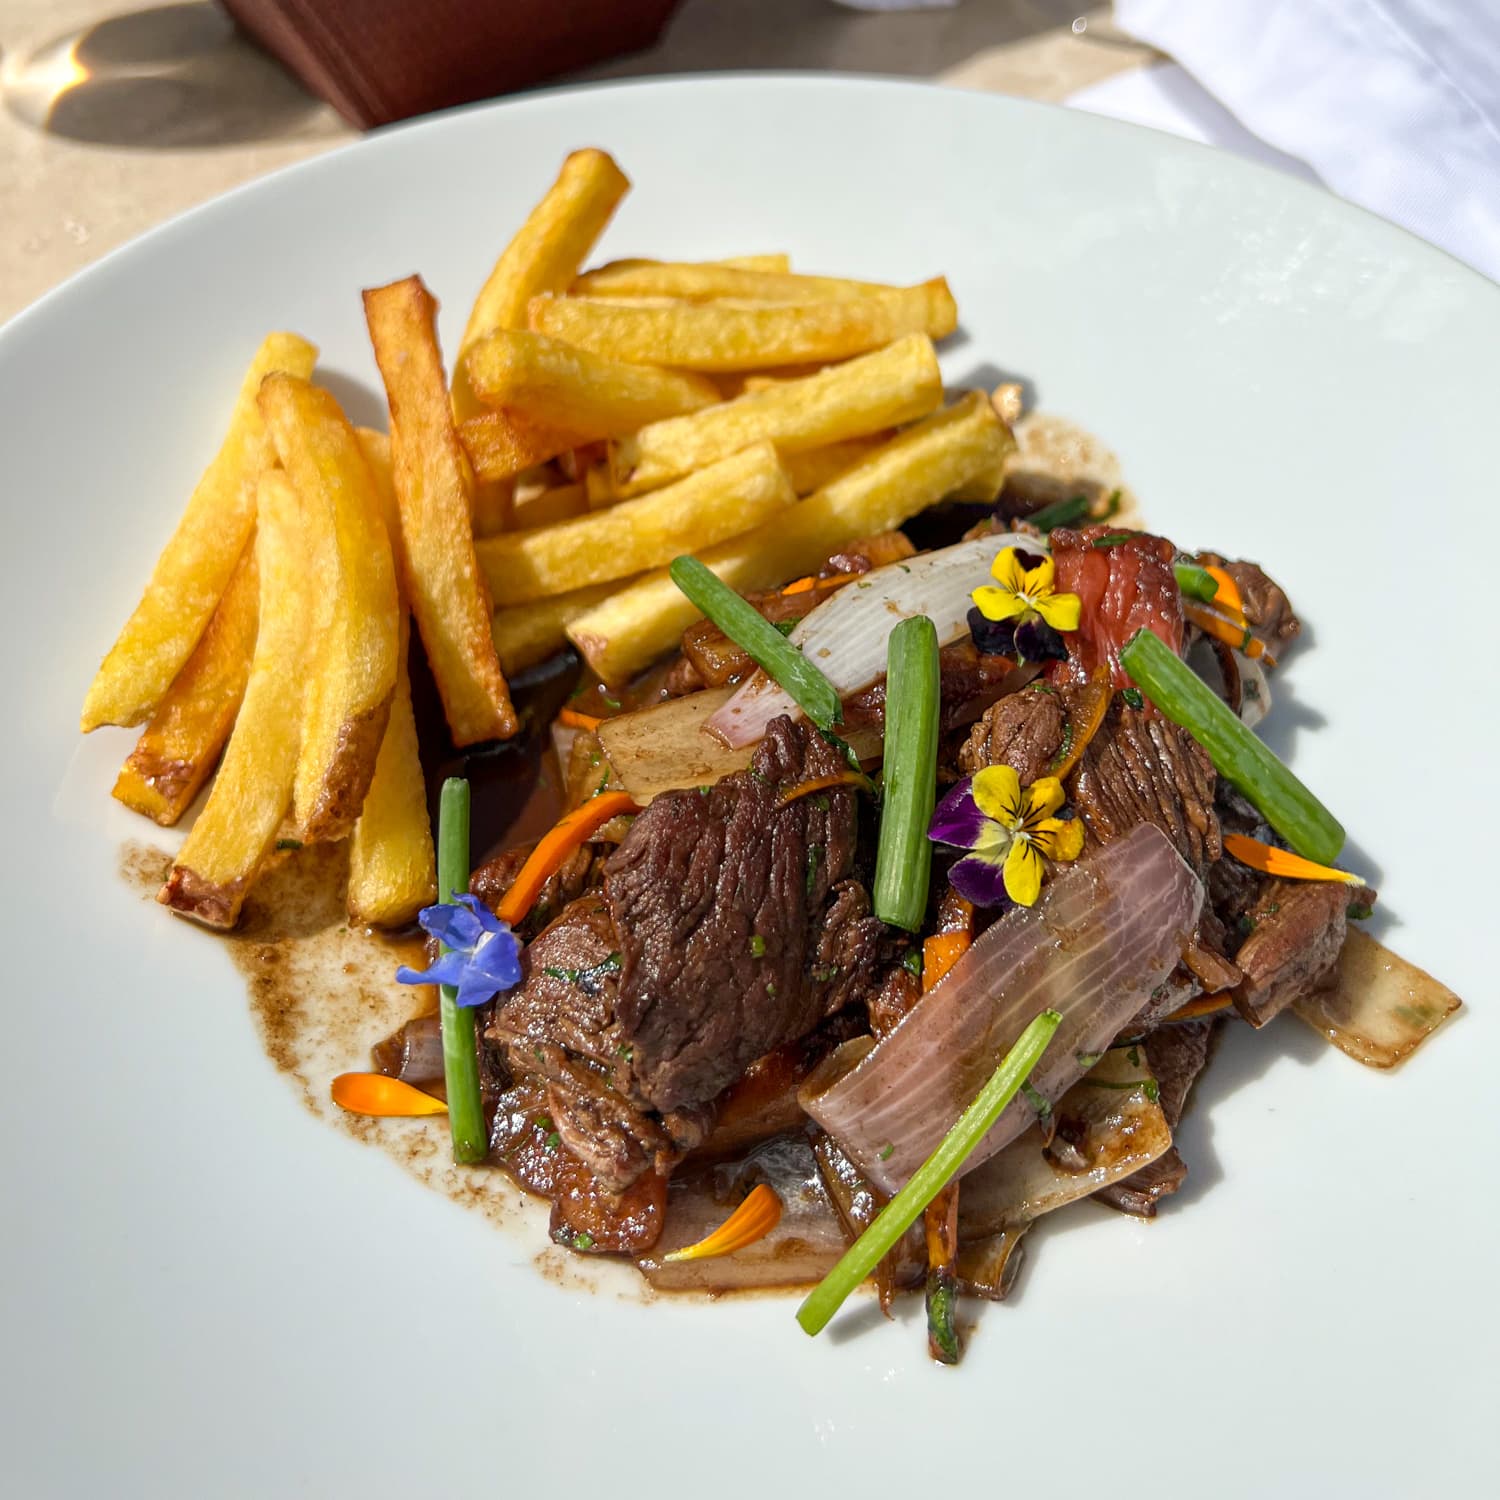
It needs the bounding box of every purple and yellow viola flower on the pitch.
[396,893,522,1008]
[968,546,1082,664]
[928,765,1086,907]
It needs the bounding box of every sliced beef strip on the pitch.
[1070,699,1221,877]
[957,682,1066,782]
[1232,878,1357,1027]
[1095,1018,1218,1218]
[605,715,889,1112]
[843,642,1020,738]
[1193,552,1301,643]
[471,841,602,939]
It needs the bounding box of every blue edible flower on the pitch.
[396,893,522,1009]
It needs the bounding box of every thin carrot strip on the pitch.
[1222,832,1364,886]
[781,574,818,595]
[1182,601,1278,668]
[777,769,873,807]
[1203,565,1245,620]
[331,1073,448,1117]
[663,1183,782,1262]
[781,571,861,596]
[922,930,972,991]
[1161,994,1234,1024]
[496,791,640,926]
[557,707,603,731]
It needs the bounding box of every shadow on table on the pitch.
[4,2,333,148]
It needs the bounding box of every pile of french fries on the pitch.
[80,146,1014,931]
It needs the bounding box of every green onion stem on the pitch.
[1172,561,1220,603]
[668,555,842,730]
[1119,628,1344,864]
[872,615,939,931]
[436,777,487,1165]
[796,1009,1062,1337]
[1026,493,1091,532]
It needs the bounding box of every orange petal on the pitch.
[496,791,640,926]
[1204,565,1246,620]
[662,1183,783,1262]
[922,930,972,992]
[781,575,818,595]
[331,1072,448,1117]
[1223,833,1365,885]
[557,707,603,731]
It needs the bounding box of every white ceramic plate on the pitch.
[2,77,1493,1498]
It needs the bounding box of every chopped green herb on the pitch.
[812,964,841,983]
[750,934,767,958]
[812,794,830,813]
[1121,687,1144,710]
[774,619,796,636]
[1020,1081,1052,1120]
[602,696,622,710]
[1027,493,1090,532]
[1266,902,1281,915]
[1347,901,1374,920]
[805,843,823,898]
[1143,1079,1161,1103]
[536,1116,553,1134]
[698,785,712,796]
[1127,1045,1141,1067]
[543,966,572,982]
[616,1043,634,1061]
[274,838,303,852]
[544,952,621,991]
[593,769,613,797]
[765,981,776,997]
[1075,1051,1104,1069]
[572,1231,595,1251]
[589,751,601,767]
[879,1143,895,1162]
[1238,913,1257,937]
[1090,532,1136,549]
[901,948,923,978]
[544,1132,561,1151]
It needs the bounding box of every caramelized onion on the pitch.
[804,825,1202,1193]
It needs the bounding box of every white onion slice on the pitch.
[803,824,1203,1194]
[704,531,1042,749]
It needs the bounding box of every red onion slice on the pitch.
[804,824,1203,1194]
[705,532,1040,749]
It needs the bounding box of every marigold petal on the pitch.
[1034,591,1082,632]
[1003,837,1045,907]
[972,764,1023,826]
[971,584,1028,622]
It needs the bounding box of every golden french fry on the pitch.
[111,540,259,826]
[575,255,790,287]
[348,620,437,927]
[529,280,956,371]
[458,409,595,485]
[462,329,718,437]
[611,334,942,493]
[584,464,618,509]
[478,442,795,605]
[568,393,1011,686]
[354,428,399,554]
[491,578,622,676]
[470,477,514,538]
[513,481,587,529]
[159,471,310,928]
[453,149,630,421]
[81,332,316,730]
[365,276,518,747]
[260,374,400,841]
[573,261,894,302]
[782,437,888,495]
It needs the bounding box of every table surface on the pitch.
[1,0,1154,325]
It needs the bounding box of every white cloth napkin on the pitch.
[1075,0,1500,282]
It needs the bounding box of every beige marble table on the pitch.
[0,0,1154,325]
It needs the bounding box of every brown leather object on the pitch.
[223,0,683,128]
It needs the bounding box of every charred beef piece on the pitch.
[605,715,888,1111]
[471,841,601,939]
[1232,879,1358,1027]
[958,682,1066,782]
[1070,699,1221,877]
[1193,552,1301,643]
[1095,1018,1218,1218]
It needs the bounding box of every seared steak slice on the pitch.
[1232,878,1355,1027]
[957,682,1066,782]
[471,841,601,938]
[1193,552,1301,643]
[1070,700,1221,876]
[1096,1018,1217,1218]
[605,716,887,1111]
[843,642,1019,738]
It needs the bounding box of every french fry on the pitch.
[458,409,595,485]
[111,540,259,826]
[610,334,942,493]
[462,330,718,437]
[528,279,956,371]
[453,149,630,421]
[81,332,316,730]
[575,254,790,286]
[364,276,518,747]
[573,261,895,302]
[347,619,437,927]
[491,578,622,676]
[584,464,619,509]
[513,481,587,529]
[471,477,514,538]
[782,437,888,495]
[567,393,1011,686]
[260,374,400,841]
[478,442,795,605]
[159,471,310,928]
